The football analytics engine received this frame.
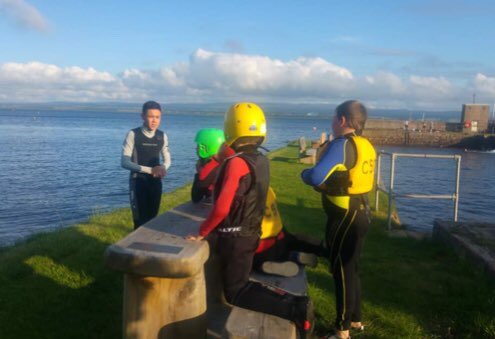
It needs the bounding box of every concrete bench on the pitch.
[299,137,315,164]
[299,135,328,165]
[223,306,296,339]
[222,267,309,338]
[105,201,310,338]
[104,201,211,338]
[223,266,308,339]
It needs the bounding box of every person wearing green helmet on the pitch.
[191,128,225,203]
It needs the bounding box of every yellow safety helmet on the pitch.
[224,102,267,146]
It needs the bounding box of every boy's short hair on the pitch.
[142,101,162,115]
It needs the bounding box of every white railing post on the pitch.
[454,155,461,222]
[387,154,396,230]
[374,151,461,230]
[375,153,382,211]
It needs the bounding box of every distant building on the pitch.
[461,104,490,133]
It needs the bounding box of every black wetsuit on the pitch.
[122,127,170,228]
[302,134,371,331]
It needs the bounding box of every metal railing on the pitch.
[374,152,462,230]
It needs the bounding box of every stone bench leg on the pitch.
[123,270,207,339]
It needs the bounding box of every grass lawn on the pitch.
[0,144,494,338]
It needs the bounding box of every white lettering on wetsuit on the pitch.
[217,227,242,233]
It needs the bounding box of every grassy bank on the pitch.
[1,145,494,338]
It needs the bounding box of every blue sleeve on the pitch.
[301,138,347,187]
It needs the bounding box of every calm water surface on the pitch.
[0,110,325,245]
[0,110,493,246]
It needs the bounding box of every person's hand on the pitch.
[152,165,166,178]
[187,234,204,241]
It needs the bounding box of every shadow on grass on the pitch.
[0,188,194,339]
[0,223,127,339]
[2,183,494,338]
[270,156,301,163]
[278,201,495,338]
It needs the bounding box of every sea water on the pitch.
[0,109,493,246]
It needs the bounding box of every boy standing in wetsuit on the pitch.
[121,101,171,229]
[189,102,313,338]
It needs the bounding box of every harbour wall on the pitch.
[363,118,494,148]
[363,129,465,147]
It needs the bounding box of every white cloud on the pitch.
[178,49,354,98]
[365,71,407,95]
[0,62,132,101]
[473,73,495,97]
[409,75,453,95]
[0,0,50,32]
[0,49,488,109]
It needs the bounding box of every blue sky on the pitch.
[1,0,494,109]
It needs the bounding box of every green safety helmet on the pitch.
[194,128,226,159]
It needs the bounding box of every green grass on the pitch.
[0,145,494,338]
[269,145,495,338]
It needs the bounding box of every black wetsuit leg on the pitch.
[325,197,368,331]
[252,230,325,269]
[252,236,290,270]
[285,231,326,256]
[214,235,313,336]
[130,175,162,229]
[216,235,259,301]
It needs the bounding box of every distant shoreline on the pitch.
[0,102,460,120]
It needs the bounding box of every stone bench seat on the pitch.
[219,267,309,338]
[105,201,211,277]
[249,265,308,296]
[105,200,309,338]
[223,306,297,339]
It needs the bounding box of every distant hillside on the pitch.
[0,102,460,121]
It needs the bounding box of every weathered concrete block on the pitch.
[222,306,296,339]
[433,220,495,280]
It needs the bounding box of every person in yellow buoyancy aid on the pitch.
[301,100,375,339]
[253,187,327,277]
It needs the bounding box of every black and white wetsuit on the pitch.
[121,126,171,228]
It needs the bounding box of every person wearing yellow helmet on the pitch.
[192,102,269,240]
[191,127,324,274]
[191,128,225,203]
[301,100,375,339]
[189,102,313,338]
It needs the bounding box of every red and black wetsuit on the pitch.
[199,145,312,337]
[191,157,220,203]
[199,144,269,300]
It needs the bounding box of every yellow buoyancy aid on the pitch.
[348,135,376,195]
[260,186,284,239]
